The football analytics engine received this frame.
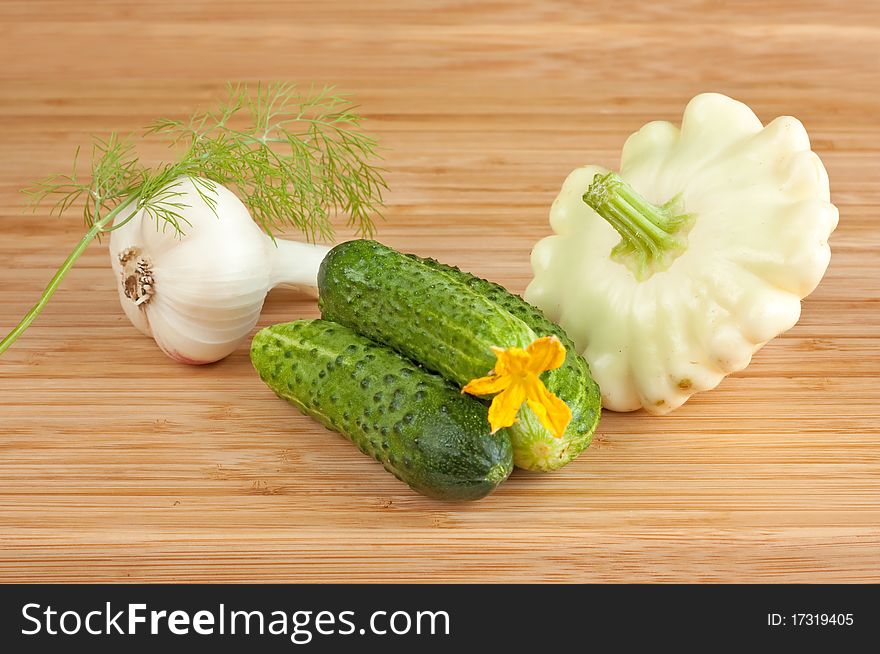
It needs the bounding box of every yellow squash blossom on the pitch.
[463,336,572,437]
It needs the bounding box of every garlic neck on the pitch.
[582,172,694,281]
[268,238,331,289]
[118,247,155,307]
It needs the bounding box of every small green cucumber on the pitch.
[413,253,602,469]
[251,319,513,501]
[317,240,602,471]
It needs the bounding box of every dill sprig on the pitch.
[1,82,387,355]
[24,82,386,241]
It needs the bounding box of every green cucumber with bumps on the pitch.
[251,319,513,501]
[317,239,601,471]
[413,253,602,464]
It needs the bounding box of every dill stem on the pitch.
[0,196,137,355]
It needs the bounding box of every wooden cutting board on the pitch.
[1,0,878,583]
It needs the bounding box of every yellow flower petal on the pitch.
[462,373,510,397]
[525,379,572,438]
[490,345,531,377]
[487,383,527,433]
[464,336,570,435]
[524,336,566,375]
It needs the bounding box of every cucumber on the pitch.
[317,240,601,471]
[413,252,602,466]
[251,319,513,501]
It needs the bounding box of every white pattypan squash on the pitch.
[526,93,838,414]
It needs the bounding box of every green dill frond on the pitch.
[23,133,145,239]
[26,82,387,242]
[147,82,387,240]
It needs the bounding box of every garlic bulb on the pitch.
[109,177,329,364]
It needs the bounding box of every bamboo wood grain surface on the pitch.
[0,0,878,583]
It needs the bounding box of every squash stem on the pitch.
[582,171,693,280]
